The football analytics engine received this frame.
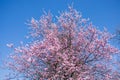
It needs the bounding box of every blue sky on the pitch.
[0,0,120,79]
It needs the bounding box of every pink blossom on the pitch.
[6,6,120,80]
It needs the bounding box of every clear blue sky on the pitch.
[0,0,120,79]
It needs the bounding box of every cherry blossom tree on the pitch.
[6,6,120,80]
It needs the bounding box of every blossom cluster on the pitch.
[7,7,119,80]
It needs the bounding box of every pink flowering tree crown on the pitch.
[6,6,120,80]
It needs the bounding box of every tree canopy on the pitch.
[6,6,120,80]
